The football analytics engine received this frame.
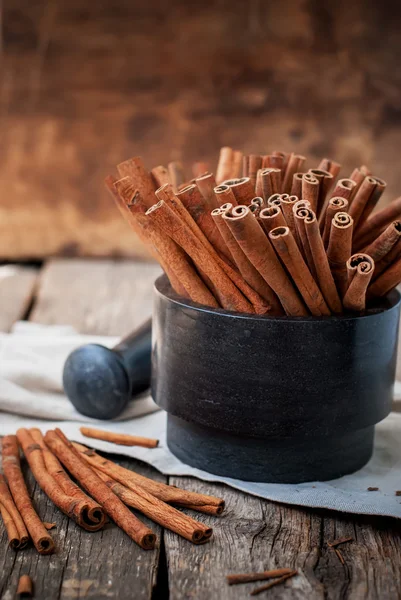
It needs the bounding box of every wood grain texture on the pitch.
[1,0,401,259]
[0,266,38,332]
[0,259,164,600]
[166,477,401,600]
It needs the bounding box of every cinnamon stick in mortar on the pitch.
[223,206,308,316]
[321,197,349,248]
[211,207,280,314]
[372,239,401,279]
[72,442,225,515]
[343,254,375,312]
[16,429,106,532]
[349,176,387,231]
[368,254,401,299]
[116,157,157,209]
[354,197,401,250]
[327,212,354,297]
[44,431,156,549]
[216,147,234,184]
[29,428,106,530]
[2,436,54,554]
[268,226,331,316]
[79,427,158,448]
[95,470,212,544]
[0,474,29,549]
[293,203,318,274]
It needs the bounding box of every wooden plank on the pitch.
[0,259,164,600]
[165,477,401,599]
[0,265,38,332]
[2,0,401,259]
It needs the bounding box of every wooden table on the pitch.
[0,259,400,600]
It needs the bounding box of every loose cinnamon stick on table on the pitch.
[327,212,354,297]
[44,431,156,549]
[29,428,106,530]
[2,436,54,554]
[301,209,342,314]
[0,474,29,549]
[17,429,106,532]
[17,574,33,598]
[321,197,349,248]
[220,177,255,205]
[250,570,298,596]
[354,196,401,250]
[302,173,320,213]
[343,254,374,312]
[168,161,186,191]
[268,226,331,316]
[216,146,234,184]
[72,442,225,515]
[79,427,159,448]
[348,176,387,231]
[211,207,278,314]
[223,206,308,316]
[196,172,220,209]
[226,568,294,585]
[95,470,213,544]
[327,536,353,548]
[116,156,157,209]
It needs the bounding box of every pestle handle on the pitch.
[63,319,152,420]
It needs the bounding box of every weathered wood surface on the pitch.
[1,258,401,599]
[0,266,38,332]
[0,259,164,600]
[1,0,401,259]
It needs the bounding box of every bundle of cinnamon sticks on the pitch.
[106,149,401,315]
[0,429,224,553]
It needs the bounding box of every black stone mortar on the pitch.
[152,275,401,483]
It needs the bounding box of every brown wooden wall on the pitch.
[1,0,401,259]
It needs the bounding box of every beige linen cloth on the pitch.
[1,320,401,519]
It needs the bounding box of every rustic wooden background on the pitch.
[1,0,401,259]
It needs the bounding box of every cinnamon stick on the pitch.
[248,154,263,189]
[192,161,209,178]
[214,184,238,207]
[2,436,54,554]
[268,226,331,316]
[17,428,106,532]
[354,197,401,249]
[350,166,369,194]
[363,221,401,262]
[211,208,279,314]
[267,193,283,207]
[368,254,401,299]
[282,153,306,194]
[17,574,33,598]
[231,150,243,178]
[302,209,343,313]
[79,427,159,448]
[318,157,341,179]
[226,568,294,585]
[327,212,354,297]
[278,194,299,242]
[302,173,320,213]
[329,178,356,202]
[216,147,234,184]
[293,203,318,274]
[29,428,106,530]
[196,172,220,209]
[146,199,254,313]
[116,156,157,209]
[0,474,29,549]
[43,431,156,549]
[151,165,171,188]
[259,205,287,234]
[327,536,353,548]
[250,570,298,596]
[168,161,186,191]
[321,197,349,248]
[95,470,213,544]
[343,254,374,312]
[223,206,308,316]
[220,177,255,205]
[308,168,334,218]
[290,172,304,197]
[372,239,401,279]
[348,176,387,231]
[255,168,281,201]
[72,442,225,515]
[263,153,284,174]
